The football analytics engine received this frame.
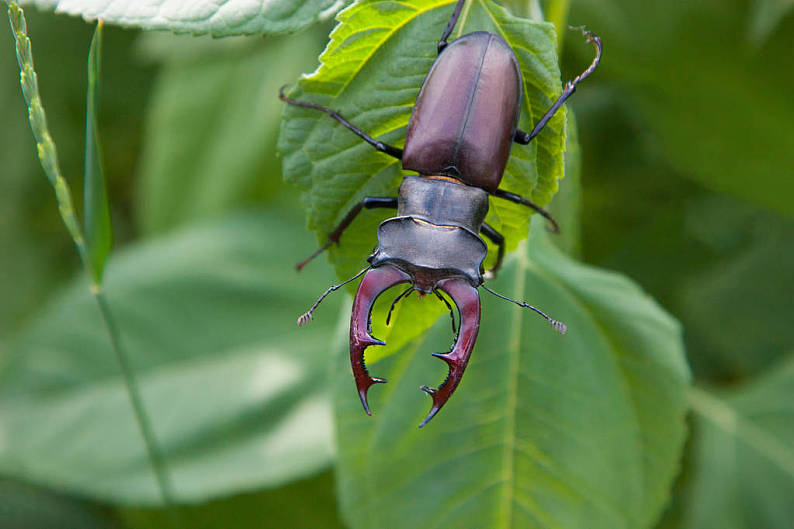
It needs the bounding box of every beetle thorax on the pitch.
[367,175,489,289]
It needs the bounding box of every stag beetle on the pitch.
[281,0,601,427]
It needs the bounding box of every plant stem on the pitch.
[94,291,181,526]
[7,4,180,523]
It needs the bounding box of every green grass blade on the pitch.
[84,20,112,283]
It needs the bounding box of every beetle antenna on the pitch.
[386,286,414,326]
[433,289,457,334]
[480,284,567,334]
[298,267,370,327]
[567,25,602,86]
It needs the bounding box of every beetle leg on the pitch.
[515,28,602,144]
[296,197,398,271]
[419,278,481,427]
[350,265,412,414]
[433,289,457,334]
[491,189,560,233]
[279,87,403,159]
[480,223,505,279]
[437,0,467,54]
[386,286,414,326]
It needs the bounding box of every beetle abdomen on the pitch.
[402,31,522,192]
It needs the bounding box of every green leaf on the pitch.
[0,210,341,504]
[83,20,112,283]
[121,471,346,529]
[0,478,117,529]
[549,111,582,257]
[684,355,794,529]
[333,228,690,529]
[31,0,343,36]
[677,217,794,379]
[279,0,566,351]
[570,0,794,216]
[136,30,325,235]
[748,0,794,44]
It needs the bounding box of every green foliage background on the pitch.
[0,0,792,528]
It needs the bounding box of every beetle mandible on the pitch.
[280,0,602,427]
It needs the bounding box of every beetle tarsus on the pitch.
[296,240,333,272]
[515,27,602,145]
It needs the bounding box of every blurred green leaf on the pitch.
[571,0,794,215]
[279,0,567,354]
[683,355,794,529]
[0,479,118,529]
[121,470,346,529]
[748,0,794,43]
[333,228,690,529]
[0,210,341,504]
[549,111,582,257]
[678,212,794,379]
[31,0,344,36]
[83,20,112,283]
[136,30,326,235]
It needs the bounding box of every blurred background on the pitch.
[0,0,791,527]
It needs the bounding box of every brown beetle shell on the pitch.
[402,31,522,192]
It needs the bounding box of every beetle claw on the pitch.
[418,278,481,427]
[350,266,411,415]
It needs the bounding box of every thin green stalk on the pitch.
[7,4,180,523]
[95,292,181,527]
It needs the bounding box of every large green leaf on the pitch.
[0,211,341,504]
[279,0,566,353]
[682,355,794,529]
[136,30,326,235]
[31,0,342,36]
[333,228,690,529]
